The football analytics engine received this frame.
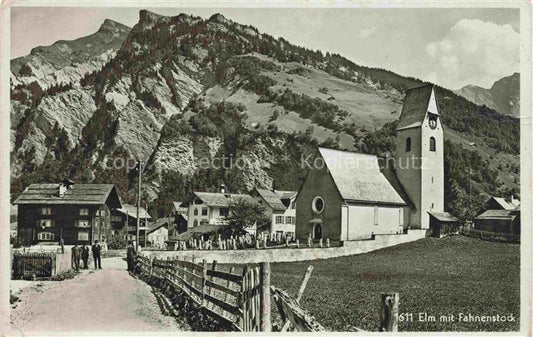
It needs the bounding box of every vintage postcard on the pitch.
[0,1,531,336]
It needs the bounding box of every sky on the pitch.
[11,7,519,90]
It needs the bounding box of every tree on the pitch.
[222,198,269,237]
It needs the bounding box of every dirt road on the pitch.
[10,257,183,334]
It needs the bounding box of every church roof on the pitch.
[396,84,435,130]
[318,148,407,205]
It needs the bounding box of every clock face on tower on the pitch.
[429,115,438,129]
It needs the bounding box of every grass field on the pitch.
[268,236,520,332]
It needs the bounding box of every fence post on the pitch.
[308,236,312,248]
[319,238,323,248]
[326,238,330,248]
[296,239,300,248]
[201,259,207,307]
[380,293,399,332]
[263,238,267,249]
[149,257,153,278]
[260,262,271,332]
[256,239,260,249]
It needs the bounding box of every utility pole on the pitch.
[467,165,472,220]
[144,201,148,248]
[136,160,143,252]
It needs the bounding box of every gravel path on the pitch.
[10,257,183,333]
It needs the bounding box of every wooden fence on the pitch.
[12,251,73,280]
[12,253,53,279]
[135,255,271,331]
[460,228,520,243]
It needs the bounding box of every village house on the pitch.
[171,201,188,217]
[14,180,122,246]
[295,85,447,242]
[110,203,151,244]
[185,190,258,233]
[147,218,171,248]
[474,196,521,234]
[252,188,297,237]
[169,214,188,237]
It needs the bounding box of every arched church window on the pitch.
[430,137,436,152]
[405,137,411,152]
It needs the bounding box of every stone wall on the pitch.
[140,229,429,264]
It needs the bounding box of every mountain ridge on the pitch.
[455,72,519,117]
[10,10,520,218]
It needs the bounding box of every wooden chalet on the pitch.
[13,180,122,246]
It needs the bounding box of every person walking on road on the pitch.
[81,244,89,269]
[71,244,80,271]
[126,242,136,272]
[92,240,102,269]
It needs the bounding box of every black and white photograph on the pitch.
[1,1,531,335]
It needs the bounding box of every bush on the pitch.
[51,269,78,281]
[107,236,128,250]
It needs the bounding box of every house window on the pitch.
[77,220,90,228]
[79,208,89,216]
[374,206,379,225]
[406,137,411,152]
[431,203,434,209]
[285,216,293,224]
[275,216,284,224]
[430,137,436,152]
[36,219,53,228]
[37,232,54,241]
[201,207,208,216]
[194,208,198,216]
[291,201,296,209]
[312,196,324,214]
[78,232,89,241]
[193,220,198,226]
[219,207,229,217]
[431,176,434,184]
[40,207,52,215]
[111,215,122,222]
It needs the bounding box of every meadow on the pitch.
[269,235,520,332]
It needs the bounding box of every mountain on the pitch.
[10,10,520,218]
[455,73,520,117]
[10,19,130,155]
[11,19,131,89]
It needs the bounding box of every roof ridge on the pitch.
[318,147,378,158]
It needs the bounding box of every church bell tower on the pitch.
[394,85,444,229]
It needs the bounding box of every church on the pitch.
[295,84,451,242]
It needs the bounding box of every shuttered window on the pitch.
[38,232,54,240]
